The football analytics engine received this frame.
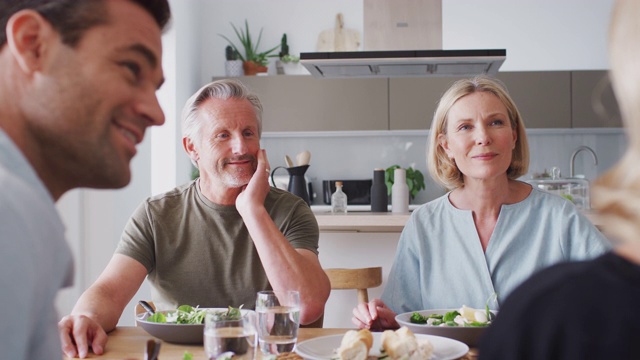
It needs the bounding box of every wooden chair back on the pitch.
[324,266,383,304]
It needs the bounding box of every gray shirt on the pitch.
[117,179,319,310]
[0,129,74,359]
[382,187,611,313]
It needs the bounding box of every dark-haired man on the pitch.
[0,0,171,358]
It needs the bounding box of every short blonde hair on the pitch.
[427,76,530,190]
[591,0,640,245]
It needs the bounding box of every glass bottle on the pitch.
[392,168,409,213]
[331,181,348,214]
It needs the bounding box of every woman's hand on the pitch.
[352,298,400,331]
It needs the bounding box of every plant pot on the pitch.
[243,61,268,76]
[275,60,309,75]
[225,60,244,77]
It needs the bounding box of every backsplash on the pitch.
[261,128,626,205]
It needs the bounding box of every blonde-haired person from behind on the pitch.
[352,75,610,331]
[479,1,640,358]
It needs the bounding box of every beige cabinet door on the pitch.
[389,77,465,130]
[571,70,621,128]
[496,71,572,129]
[390,72,572,130]
[225,76,389,132]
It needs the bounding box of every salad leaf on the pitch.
[210,305,244,322]
[147,312,166,323]
[145,305,207,324]
[409,312,427,324]
[182,351,193,360]
[442,310,460,323]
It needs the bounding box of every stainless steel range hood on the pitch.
[301,0,506,78]
[300,49,506,78]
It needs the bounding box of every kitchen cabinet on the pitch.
[389,77,463,130]
[218,70,619,132]
[217,76,388,132]
[571,70,622,128]
[389,71,572,130]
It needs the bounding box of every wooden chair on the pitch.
[324,267,383,304]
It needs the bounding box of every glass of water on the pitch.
[204,310,257,360]
[255,290,301,356]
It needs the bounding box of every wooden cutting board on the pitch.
[316,13,361,52]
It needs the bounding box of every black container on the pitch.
[322,180,372,205]
[370,169,389,212]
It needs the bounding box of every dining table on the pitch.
[62,326,479,360]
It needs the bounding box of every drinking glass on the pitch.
[255,290,301,356]
[204,310,256,360]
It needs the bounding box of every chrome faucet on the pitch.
[570,146,598,177]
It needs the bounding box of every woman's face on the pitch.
[438,91,517,184]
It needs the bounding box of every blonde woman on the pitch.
[352,76,610,331]
[480,1,640,358]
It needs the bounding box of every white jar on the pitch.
[392,168,409,213]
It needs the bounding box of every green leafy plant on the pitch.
[385,165,426,200]
[218,20,280,67]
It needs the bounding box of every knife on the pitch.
[145,339,161,360]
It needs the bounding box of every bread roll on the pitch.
[336,329,374,360]
[381,326,434,360]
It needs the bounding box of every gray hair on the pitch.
[181,79,263,148]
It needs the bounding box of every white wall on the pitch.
[56,0,622,327]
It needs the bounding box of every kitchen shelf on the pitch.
[313,211,410,232]
[313,207,602,233]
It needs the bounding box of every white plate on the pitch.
[295,332,469,360]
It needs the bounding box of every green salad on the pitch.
[146,305,244,324]
[409,306,491,327]
[410,294,497,327]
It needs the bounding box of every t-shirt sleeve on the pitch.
[282,200,320,255]
[558,201,612,259]
[115,200,156,273]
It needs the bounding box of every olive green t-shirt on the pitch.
[116,179,319,311]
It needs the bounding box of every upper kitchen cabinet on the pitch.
[389,77,463,130]
[496,71,571,128]
[571,70,621,128]
[226,76,388,132]
[389,71,572,130]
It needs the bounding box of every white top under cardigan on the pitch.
[382,187,611,313]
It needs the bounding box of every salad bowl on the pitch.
[136,307,252,344]
[396,308,497,347]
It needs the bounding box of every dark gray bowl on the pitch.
[137,307,253,344]
[136,309,208,344]
[396,308,497,347]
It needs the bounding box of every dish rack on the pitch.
[526,167,590,210]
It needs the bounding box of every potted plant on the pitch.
[219,20,280,76]
[224,45,243,77]
[385,165,426,201]
[275,34,302,75]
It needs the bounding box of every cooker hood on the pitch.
[300,49,506,78]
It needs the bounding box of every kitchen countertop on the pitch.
[312,205,603,232]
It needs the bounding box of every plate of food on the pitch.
[395,306,497,347]
[136,305,250,344]
[295,327,468,360]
